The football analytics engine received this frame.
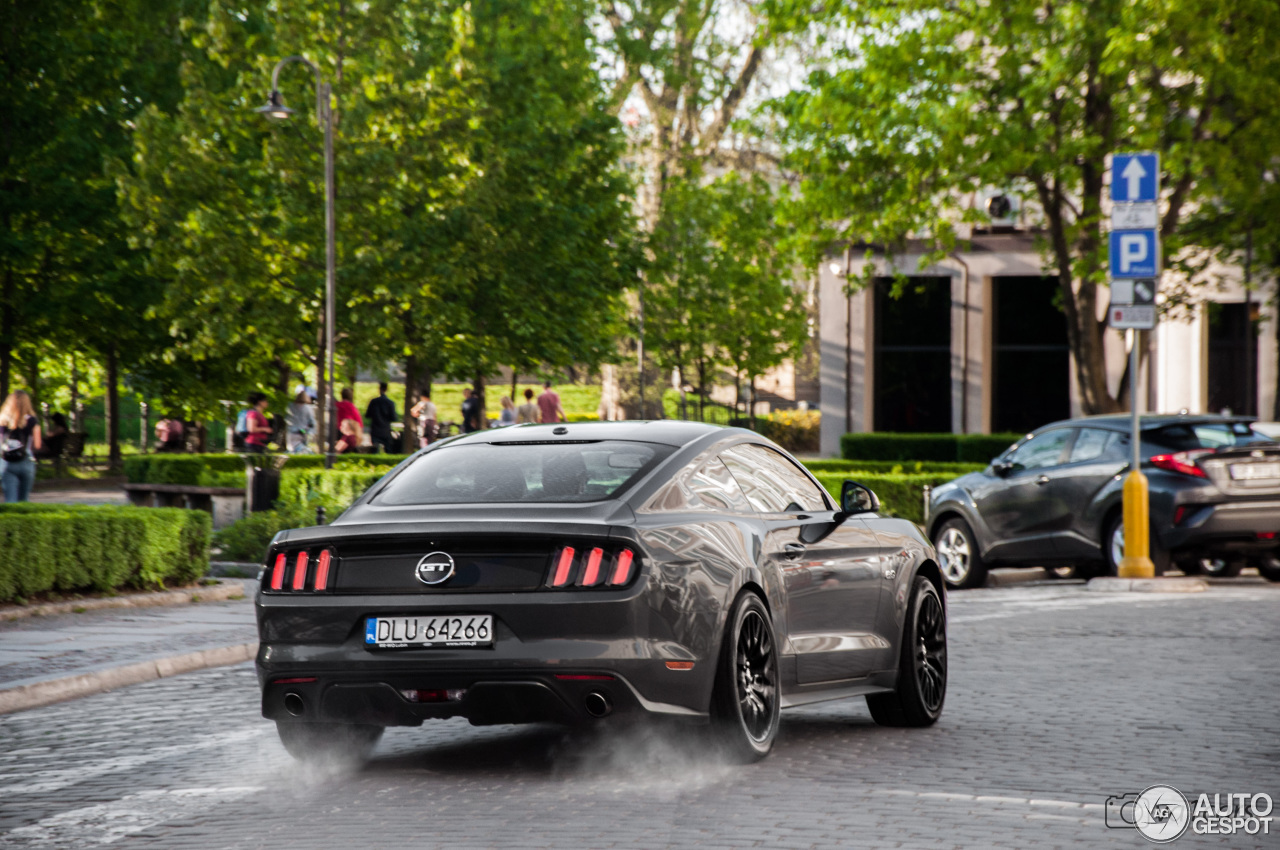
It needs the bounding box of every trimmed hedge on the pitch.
[279,467,393,513]
[840,432,1024,464]
[803,459,985,475]
[124,453,408,487]
[0,504,210,603]
[731,410,821,454]
[812,472,958,526]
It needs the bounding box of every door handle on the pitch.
[783,542,806,560]
[1035,475,1051,486]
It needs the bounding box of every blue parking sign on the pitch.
[1111,153,1159,202]
[1110,230,1158,278]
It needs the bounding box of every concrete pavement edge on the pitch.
[0,579,249,622]
[0,642,259,715]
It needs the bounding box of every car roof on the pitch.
[1036,414,1256,433]
[439,419,738,448]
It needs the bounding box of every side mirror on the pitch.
[840,480,880,514]
[992,460,1013,477]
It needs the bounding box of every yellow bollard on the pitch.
[1118,470,1155,578]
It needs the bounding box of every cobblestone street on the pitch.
[1,582,1277,849]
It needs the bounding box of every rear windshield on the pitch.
[1146,422,1273,451]
[374,440,674,505]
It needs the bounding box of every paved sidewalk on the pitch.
[0,580,259,713]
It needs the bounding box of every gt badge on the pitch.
[415,551,456,585]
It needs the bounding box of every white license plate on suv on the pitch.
[1230,462,1280,481]
[364,615,492,648]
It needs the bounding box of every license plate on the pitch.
[364,615,492,648]
[1230,462,1280,481]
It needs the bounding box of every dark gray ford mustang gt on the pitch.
[256,421,946,762]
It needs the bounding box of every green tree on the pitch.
[775,0,1280,414]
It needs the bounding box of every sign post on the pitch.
[1109,152,1159,578]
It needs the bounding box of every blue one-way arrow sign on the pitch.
[1111,153,1159,203]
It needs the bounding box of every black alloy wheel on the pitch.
[276,721,384,765]
[711,592,780,762]
[867,576,947,727]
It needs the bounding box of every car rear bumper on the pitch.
[255,585,718,726]
[259,668,704,727]
[1163,499,1280,556]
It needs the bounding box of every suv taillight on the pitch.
[1149,449,1214,478]
[546,546,638,588]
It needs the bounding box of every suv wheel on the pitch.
[933,518,986,589]
[1103,514,1169,576]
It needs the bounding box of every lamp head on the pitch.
[254,90,293,120]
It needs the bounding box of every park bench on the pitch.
[121,482,245,529]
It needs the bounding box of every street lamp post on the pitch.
[256,56,337,470]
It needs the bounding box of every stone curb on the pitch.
[0,642,259,715]
[1085,576,1208,593]
[0,579,248,622]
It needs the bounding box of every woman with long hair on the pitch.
[0,390,43,502]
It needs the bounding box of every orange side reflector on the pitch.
[609,549,635,585]
[581,548,604,586]
[292,551,308,591]
[665,661,694,670]
[313,549,331,591]
[270,553,286,590]
[551,547,575,587]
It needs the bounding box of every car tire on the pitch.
[710,592,780,763]
[932,518,987,589]
[275,721,384,764]
[1102,513,1169,576]
[867,576,946,728]
[1257,556,1280,583]
[1194,558,1244,579]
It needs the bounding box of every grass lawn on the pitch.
[350,381,601,422]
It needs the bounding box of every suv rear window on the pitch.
[1146,422,1271,451]
[374,440,673,505]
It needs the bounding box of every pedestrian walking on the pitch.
[365,382,397,453]
[410,390,437,447]
[460,387,482,433]
[0,390,42,502]
[243,392,272,453]
[516,388,539,424]
[155,413,186,452]
[498,395,517,426]
[285,387,317,452]
[35,412,68,460]
[537,381,566,424]
[335,387,363,453]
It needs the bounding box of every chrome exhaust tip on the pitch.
[283,692,306,717]
[584,691,612,718]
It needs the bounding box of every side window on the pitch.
[1007,429,1071,472]
[686,457,752,512]
[721,444,829,513]
[643,456,751,513]
[1068,428,1124,464]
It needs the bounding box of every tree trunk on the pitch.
[70,355,80,431]
[748,376,757,430]
[0,262,12,401]
[403,354,421,451]
[105,345,121,472]
[510,368,517,408]
[473,373,487,430]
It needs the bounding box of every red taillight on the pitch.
[292,551,309,591]
[1260,532,1278,540]
[1149,450,1212,478]
[610,549,635,586]
[580,548,604,586]
[272,677,317,685]
[551,547,575,587]
[554,674,616,681]
[314,549,331,591]
[270,553,286,590]
[1173,505,1189,525]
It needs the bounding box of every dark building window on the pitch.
[992,276,1070,433]
[1206,302,1257,416]
[873,277,952,432]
